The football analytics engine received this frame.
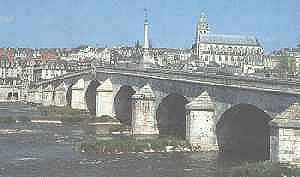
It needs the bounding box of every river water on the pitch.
[0,104,248,177]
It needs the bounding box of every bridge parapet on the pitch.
[95,67,300,95]
[32,67,300,96]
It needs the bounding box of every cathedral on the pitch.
[192,13,266,73]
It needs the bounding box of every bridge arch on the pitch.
[156,93,188,138]
[85,80,101,115]
[52,81,70,107]
[65,78,84,107]
[216,103,272,160]
[13,92,18,100]
[7,92,12,100]
[113,85,136,125]
[66,84,73,107]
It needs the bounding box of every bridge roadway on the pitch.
[35,66,300,95]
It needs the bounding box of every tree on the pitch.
[274,56,296,77]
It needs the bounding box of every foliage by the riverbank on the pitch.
[108,124,128,132]
[37,105,87,117]
[35,105,89,122]
[230,161,300,177]
[80,137,191,154]
[0,116,15,123]
[88,115,120,123]
[0,115,33,123]
[35,106,121,123]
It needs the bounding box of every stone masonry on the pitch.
[269,103,300,166]
[186,91,218,151]
[96,78,114,117]
[32,68,300,156]
[42,84,54,106]
[131,84,159,136]
[71,78,87,110]
[53,82,67,107]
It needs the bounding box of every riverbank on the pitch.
[34,105,89,122]
[34,105,123,123]
[230,161,300,177]
[80,137,192,154]
[0,116,17,123]
[0,105,87,123]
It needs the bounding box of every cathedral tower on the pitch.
[194,12,210,59]
[195,12,210,43]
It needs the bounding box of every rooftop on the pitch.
[199,34,260,46]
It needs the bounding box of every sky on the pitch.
[0,0,299,52]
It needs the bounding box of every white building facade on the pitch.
[193,13,265,73]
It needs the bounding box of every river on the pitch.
[0,104,248,177]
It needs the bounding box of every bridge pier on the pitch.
[27,89,35,103]
[27,87,40,104]
[71,79,87,110]
[53,83,67,107]
[96,78,114,117]
[186,91,218,151]
[34,86,43,104]
[131,84,159,137]
[269,103,300,166]
[42,84,54,106]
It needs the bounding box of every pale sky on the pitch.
[0,0,299,52]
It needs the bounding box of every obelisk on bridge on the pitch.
[142,8,155,69]
[143,8,150,49]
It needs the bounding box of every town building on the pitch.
[272,47,300,57]
[296,54,300,72]
[192,13,265,73]
[0,58,22,79]
[269,46,300,76]
[153,48,191,69]
[68,45,100,61]
[40,59,68,80]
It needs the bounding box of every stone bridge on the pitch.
[28,66,300,163]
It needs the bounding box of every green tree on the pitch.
[274,56,296,77]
